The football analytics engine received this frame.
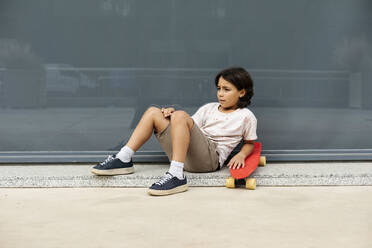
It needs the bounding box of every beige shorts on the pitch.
[154,121,220,173]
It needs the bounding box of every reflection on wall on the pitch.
[0,0,371,152]
[333,35,372,108]
[0,39,45,108]
[0,0,371,110]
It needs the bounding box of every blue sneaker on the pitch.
[91,154,134,176]
[148,172,188,196]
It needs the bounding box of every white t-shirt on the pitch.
[191,102,258,167]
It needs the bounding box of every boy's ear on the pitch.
[239,89,246,98]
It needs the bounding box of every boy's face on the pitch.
[217,76,246,110]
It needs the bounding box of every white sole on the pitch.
[90,167,134,176]
[148,184,188,196]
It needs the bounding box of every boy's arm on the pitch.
[227,140,255,169]
[237,140,255,157]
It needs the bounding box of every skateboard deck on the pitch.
[226,142,266,190]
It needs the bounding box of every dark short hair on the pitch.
[214,67,254,108]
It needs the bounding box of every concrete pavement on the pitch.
[0,186,371,248]
[1,161,371,247]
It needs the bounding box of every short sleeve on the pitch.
[243,114,258,141]
[191,103,210,127]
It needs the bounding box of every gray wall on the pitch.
[0,0,372,162]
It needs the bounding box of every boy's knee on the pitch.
[146,106,160,113]
[170,111,193,129]
[145,106,162,117]
[170,111,191,125]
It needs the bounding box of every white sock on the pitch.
[168,160,184,179]
[116,146,134,163]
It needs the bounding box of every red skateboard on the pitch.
[226,142,266,190]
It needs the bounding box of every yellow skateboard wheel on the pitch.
[259,156,266,167]
[226,177,235,188]
[245,178,256,190]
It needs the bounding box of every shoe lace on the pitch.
[100,155,115,166]
[156,173,173,185]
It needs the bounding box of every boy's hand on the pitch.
[227,153,246,170]
[161,107,175,118]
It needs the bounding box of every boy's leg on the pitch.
[125,106,170,152]
[169,111,194,163]
[148,111,193,196]
[91,106,169,175]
